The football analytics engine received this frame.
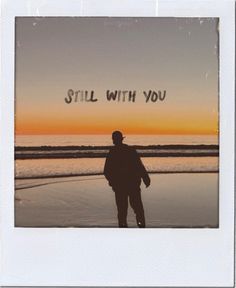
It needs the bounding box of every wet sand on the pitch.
[15,173,218,228]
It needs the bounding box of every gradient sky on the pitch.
[15,17,219,135]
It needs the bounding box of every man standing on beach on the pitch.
[104,131,151,228]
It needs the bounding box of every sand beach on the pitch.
[15,173,218,228]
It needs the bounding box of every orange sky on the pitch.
[15,18,219,136]
[15,99,218,135]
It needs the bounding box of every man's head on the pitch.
[112,131,124,146]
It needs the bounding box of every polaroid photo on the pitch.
[0,0,235,286]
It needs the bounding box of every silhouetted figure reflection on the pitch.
[104,131,151,228]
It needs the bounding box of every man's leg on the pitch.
[114,189,128,227]
[129,188,145,228]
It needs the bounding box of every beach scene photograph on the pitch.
[15,17,219,228]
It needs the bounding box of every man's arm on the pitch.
[133,149,151,187]
[103,150,113,186]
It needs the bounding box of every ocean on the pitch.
[15,134,219,180]
[16,134,218,147]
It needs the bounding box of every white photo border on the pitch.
[0,0,235,286]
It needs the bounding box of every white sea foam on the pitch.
[15,156,218,179]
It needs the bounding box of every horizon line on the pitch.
[15,132,218,136]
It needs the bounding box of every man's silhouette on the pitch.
[104,131,151,228]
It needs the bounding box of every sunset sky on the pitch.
[15,17,219,135]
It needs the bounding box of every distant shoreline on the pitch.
[15,144,219,150]
[15,144,219,160]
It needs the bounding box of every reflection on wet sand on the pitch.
[15,173,218,228]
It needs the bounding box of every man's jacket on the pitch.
[104,144,150,189]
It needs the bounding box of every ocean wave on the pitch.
[15,144,219,159]
[15,156,219,180]
[15,176,104,190]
